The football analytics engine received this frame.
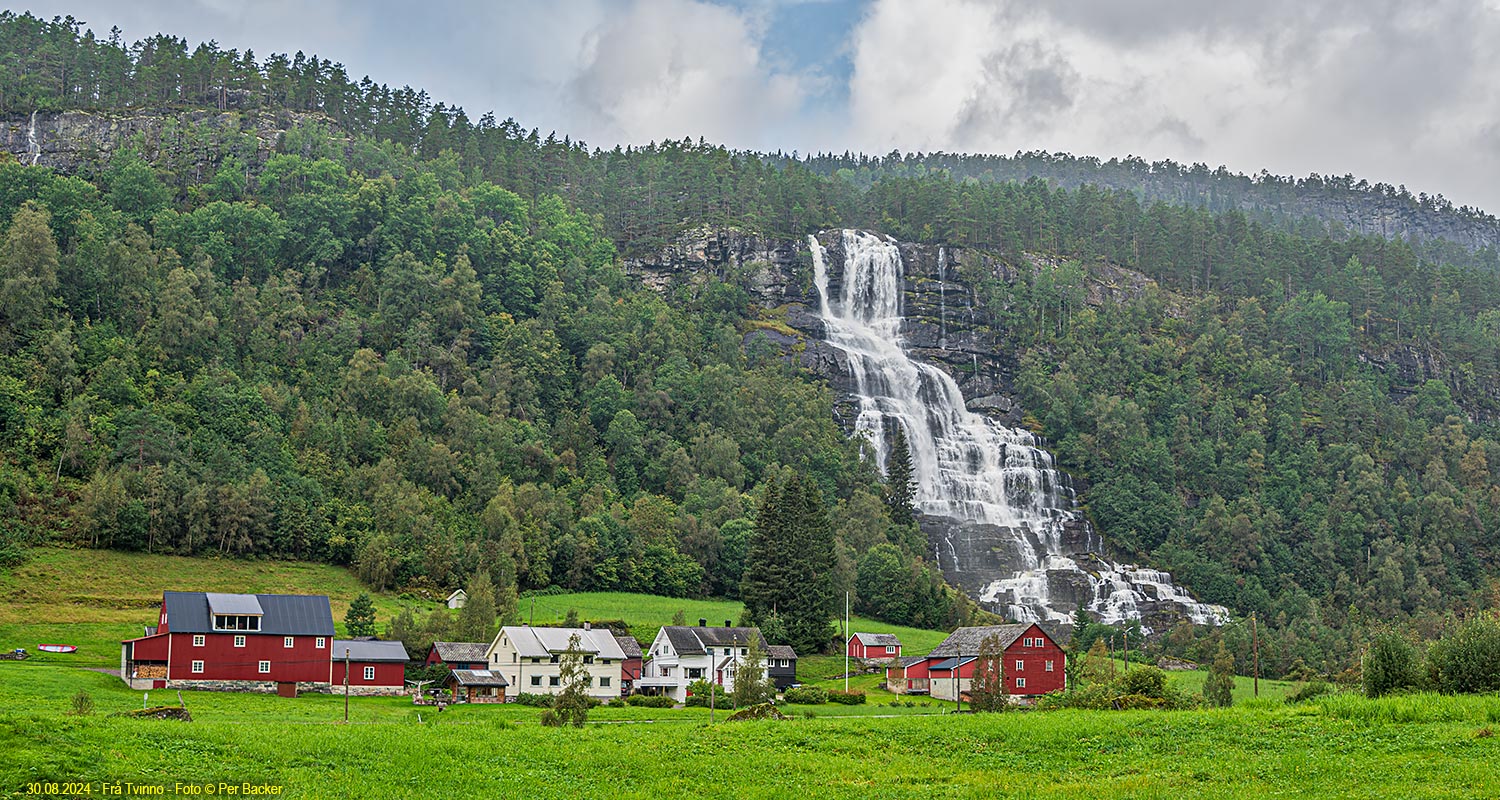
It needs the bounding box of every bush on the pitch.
[683,679,727,708]
[512,693,552,707]
[1428,618,1500,695]
[827,689,866,705]
[1364,632,1425,698]
[1286,681,1334,704]
[69,689,93,716]
[625,694,675,708]
[782,686,827,704]
[1115,666,1168,699]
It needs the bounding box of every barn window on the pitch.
[1015,677,1026,689]
[284,637,295,648]
[363,666,375,681]
[193,635,205,647]
[258,661,270,674]
[234,635,246,648]
[191,660,204,673]
[1045,661,1054,672]
[214,615,260,632]
[1015,660,1025,671]
[886,645,896,653]
[315,637,326,649]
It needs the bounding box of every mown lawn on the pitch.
[2,664,1497,799]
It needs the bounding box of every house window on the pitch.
[315,637,326,649]
[602,659,611,665]
[284,636,295,648]
[193,635,205,647]
[549,654,560,663]
[530,676,542,686]
[600,677,611,687]
[886,645,896,654]
[511,653,517,662]
[706,648,714,655]
[688,668,703,679]
[741,648,748,656]
[549,676,560,687]
[1015,677,1026,689]
[258,661,270,674]
[1015,660,1025,671]
[191,660,204,674]
[583,655,594,664]
[532,657,542,664]
[1045,661,1055,672]
[213,614,261,632]
[234,635,246,648]
[363,666,375,681]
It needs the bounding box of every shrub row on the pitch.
[828,690,866,705]
[782,687,827,704]
[625,694,675,708]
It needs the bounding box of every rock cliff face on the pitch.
[2,109,334,175]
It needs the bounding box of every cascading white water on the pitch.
[26,110,42,166]
[810,230,1227,629]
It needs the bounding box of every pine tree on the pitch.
[551,632,592,727]
[743,472,835,655]
[455,570,497,643]
[968,634,1010,711]
[883,425,916,525]
[1202,641,1235,707]
[345,592,376,638]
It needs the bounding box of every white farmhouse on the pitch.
[638,620,781,702]
[485,623,625,701]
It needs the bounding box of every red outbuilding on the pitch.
[848,632,902,661]
[614,633,643,697]
[425,641,490,671]
[921,623,1066,702]
[886,655,931,694]
[331,639,410,695]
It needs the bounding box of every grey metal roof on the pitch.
[205,593,264,616]
[431,642,490,663]
[927,625,1033,657]
[499,626,626,659]
[450,669,510,687]
[162,591,334,636]
[852,632,902,647]
[766,645,797,660]
[333,639,409,662]
[928,656,978,671]
[613,634,643,659]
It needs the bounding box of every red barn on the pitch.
[331,639,410,695]
[848,632,902,661]
[923,623,1065,702]
[426,641,490,671]
[886,655,931,694]
[123,591,336,694]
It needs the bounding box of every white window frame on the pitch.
[233,635,246,648]
[284,636,295,649]
[258,661,270,674]
[192,635,205,647]
[600,676,611,687]
[1015,677,1026,689]
[886,645,896,654]
[1045,660,1055,672]
[315,637,326,649]
[1016,659,1025,671]
[191,660,204,674]
[363,666,375,681]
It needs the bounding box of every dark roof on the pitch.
[766,645,797,660]
[928,625,1032,657]
[613,634,643,659]
[162,591,334,636]
[852,632,901,647]
[450,669,509,687]
[929,656,978,671]
[896,655,926,668]
[663,626,707,655]
[660,625,767,655]
[334,639,409,662]
[430,642,490,663]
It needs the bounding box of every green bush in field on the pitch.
[1286,681,1333,704]
[828,689,866,705]
[782,686,827,704]
[1202,642,1236,708]
[69,689,93,716]
[625,694,674,708]
[1364,632,1425,698]
[1427,618,1500,695]
[684,679,727,707]
[1038,666,1198,711]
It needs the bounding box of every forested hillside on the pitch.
[4,11,1500,675]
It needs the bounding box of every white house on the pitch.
[485,623,624,701]
[445,589,467,610]
[638,620,779,702]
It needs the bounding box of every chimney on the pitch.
[583,621,591,631]
[725,620,733,628]
[698,618,707,627]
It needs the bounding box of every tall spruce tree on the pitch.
[344,592,376,638]
[743,471,835,655]
[883,425,916,525]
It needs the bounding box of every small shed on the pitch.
[848,632,902,661]
[332,639,410,695]
[445,589,467,610]
[614,633,643,696]
[448,669,508,703]
[427,641,490,671]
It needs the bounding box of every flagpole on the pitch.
[844,591,850,694]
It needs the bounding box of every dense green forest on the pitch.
[4,11,1500,674]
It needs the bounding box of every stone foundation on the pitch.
[160,679,334,694]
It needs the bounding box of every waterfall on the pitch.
[810,230,1226,630]
[937,247,948,350]
[26,110,42,166]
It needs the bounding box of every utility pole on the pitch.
[1251,613,1260,698]
[343,648,351,723]
[844,591,850,694]
[1123,628,1129,673]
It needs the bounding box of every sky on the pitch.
[21,0,1500,213]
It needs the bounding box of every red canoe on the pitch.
[38,644,77,653]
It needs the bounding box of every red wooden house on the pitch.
[331,639,411,695]
[922,623,1065,702]
[425,641,490,671]
[122,591,337,694]
[848,632,902,661]
[614,633,643,697]
[886,655,931,694]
